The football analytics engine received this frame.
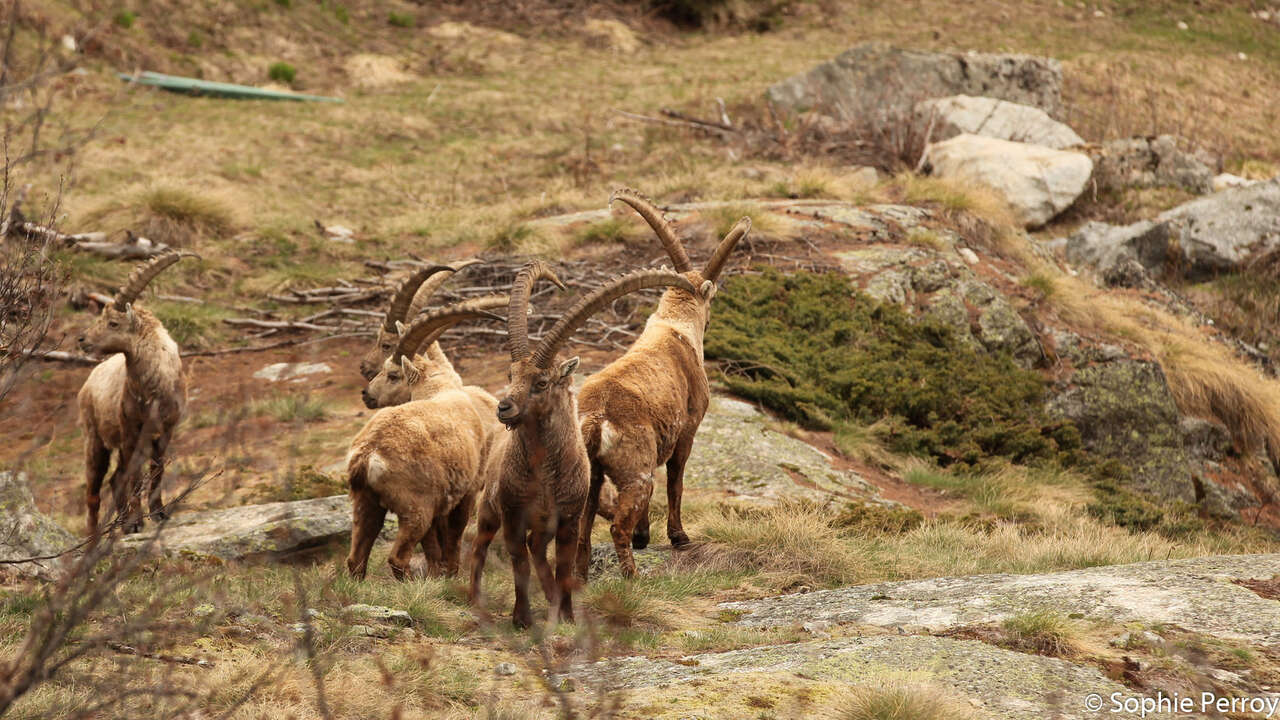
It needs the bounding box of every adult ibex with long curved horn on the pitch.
[468,261,704,628]
[576,188,750,578]
[346,301,506,580]
[359,259,482,383]
[76,250,199,538]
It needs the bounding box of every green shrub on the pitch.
[267,61,296,84]
[705,269,1076,467]
[113,10,136,28]
[388,11,414,28]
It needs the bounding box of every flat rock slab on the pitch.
[253,362,332,383]
[587,635,1152,720]
[721,554,1280,646]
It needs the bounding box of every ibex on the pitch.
[469,262,701,628]
[346,302,505,580]
[76,251,199,538]
[359,259,480,384]
[576,189,749,578]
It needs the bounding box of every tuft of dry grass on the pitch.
[831,683,978,720]
[1001,609,1081,657]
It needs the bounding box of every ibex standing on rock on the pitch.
[346,302,505,580]
[77,251,198,538]
[469,261,702,628]
[576,189,749,579]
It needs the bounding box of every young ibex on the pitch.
[469,261,701,628]
[346,302,505,580]
[576,188,750,578]
[76,250,199,538]
[358,259,481,384]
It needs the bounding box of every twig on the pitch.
[107,642,214,669]
[614,109,733,137]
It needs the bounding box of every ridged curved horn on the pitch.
[114,251,198,310]
[405,258,483,321]
[610,188,692,273]
[532,269,697,368]
[393,302,506,363]
[508,260,566,362]
[382,264,459,332]
[702,216,751,282]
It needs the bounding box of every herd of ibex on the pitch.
[74,188,749,627]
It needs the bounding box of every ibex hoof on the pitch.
[669,530,691,549]
[631,525,650,550]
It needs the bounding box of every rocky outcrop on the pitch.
[924,134,1093,228]
[1090,135,1216,195]
[1047,357,1195,504]
[917,95,1084,149]
[590,634,1136,720]
[0,471,77,580]
[1065,179,1280,280]
[719,553,1280,644]
[766,43,1064,122]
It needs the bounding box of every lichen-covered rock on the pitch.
[1063,220,1172,282]
[342,604,413,627]
[587,635,1145,720]
[720,553,1280,645]
[1090,135,1216,195]
[0,471,76,580]
[917,95,1084,149]
[925,134,1093,228]
[120,494,369,561]
[766,43,1064,123]
[679,396,887,506]
[1156,177,1280,278]
[1047,360,1194,504]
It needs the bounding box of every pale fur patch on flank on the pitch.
[600,420,619,454]
[365,452,389,488]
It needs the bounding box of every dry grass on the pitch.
[1000,609,1082,657]
[830,683,977,720]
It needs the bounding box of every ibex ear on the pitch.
[557,356,580,380]
[394,320,407,336]
[400,356,420,385]
[699,280,716,299]
[124,303,137,325]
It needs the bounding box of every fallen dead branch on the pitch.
[107,642,214,669]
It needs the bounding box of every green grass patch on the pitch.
[248,394,329,423]
[705,269,1080,468]
[1001,609,1080,656]
[388,11,414,28]
[572,218,633,247]
[147,300,230,349]
[267,61,297,84]
[252,464,346,503]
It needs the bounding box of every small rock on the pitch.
[343,603,413,627]
[802,620,832,636]
[253,361,332,383]
[0,472,78,581]
[1209,668,1244,683]
[917,95,1084,149]
[193,603,216,619]
[1238,52,1249,61]
[847,165,881,187]
[61,34,77,52]
[1177,21,1189,30]
[1093,9,1105,17]
[289,622,308,636]
[1213,172,1255,191]
[495,662,518,676]
[351,623,394,638]
[321,225,356,244]
[958,247,980,264]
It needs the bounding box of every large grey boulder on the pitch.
[917,95,1084,149]
[0,471,77,580]
[767,43,1064,123]
[1156,177,1280,277]
[1062,220,1171,284]
[121,495,360,561]
[925,134,1093,228]
[1091,135,1216,195]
